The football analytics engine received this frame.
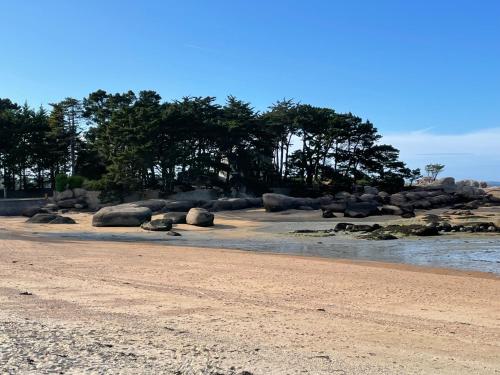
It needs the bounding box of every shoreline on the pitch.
[2,227,500,278]
[1,234,499,374]
[1,208,500,275]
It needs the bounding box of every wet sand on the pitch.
[1,209,500,373]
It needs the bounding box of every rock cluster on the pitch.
[262,194,331,212]
[320,178,495,218]
[261,178,497,218]
[52,188,89,210]
[332,220,499,240]
[90,196,263,228]
[130,197,263,213]
[91,204,215,229]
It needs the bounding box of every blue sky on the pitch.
[1,1,499,180]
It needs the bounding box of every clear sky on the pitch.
[1,1,499,180]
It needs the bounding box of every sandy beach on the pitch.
[1,216,499,374]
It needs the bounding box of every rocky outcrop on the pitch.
[92,205,152,227]
[263,193,325,212]
[321,202,347,213]
[203,197,263,212]
[344,202,380,218]
[186,208,214,227]
[53,189,89,210]
[261,180,495,219]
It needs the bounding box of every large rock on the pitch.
[363,186,379,195]
[487,188,500,204]
[26,213,59,223]
[163,212,187,224]
[457,179,480,188]
[57,198,81,209]
[263,193,297,212]
[334,191,356,202]
[359,193,379,203]
[412,199,432,209]
[22,207,49,217]
[92,205,152,227]
[141,219,173,231]
[321,201,347,213]
[262,193,320,212]
[132,199,167,213]
[43,203,58,211]
[262,193,294,212]
[72,188,87,198]
[26,213,76,224]
[377,191,390,203]
[205,197,262,212]
[456,185,486,200]
[162,200,199,212]
[344,202,380,218]
[440,177,456,186]
[49,216,76,224]
[54,189,74,201]
[168,188,219,201]
[428,194,453,206]
[424,177,457,193]
[186,208,214,227]
[405,191,425,201]
[390,193,407,206]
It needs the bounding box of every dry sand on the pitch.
[1,227,499,374]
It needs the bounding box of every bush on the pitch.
[68,175,85,189]
[55,174,68,192]
[82,179,105,191]
[84,176,129,203]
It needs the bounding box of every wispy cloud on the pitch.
[184,43,214,53]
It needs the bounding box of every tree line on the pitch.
[0,91,419,199]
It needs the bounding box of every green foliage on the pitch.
[82,179,105,191]
[407,168,422,186]
[0,91,411,196]
[67,175,84,189]
[55,174,68,192]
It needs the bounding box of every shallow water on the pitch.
[31,227,500,275]
[189,234,500,275]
